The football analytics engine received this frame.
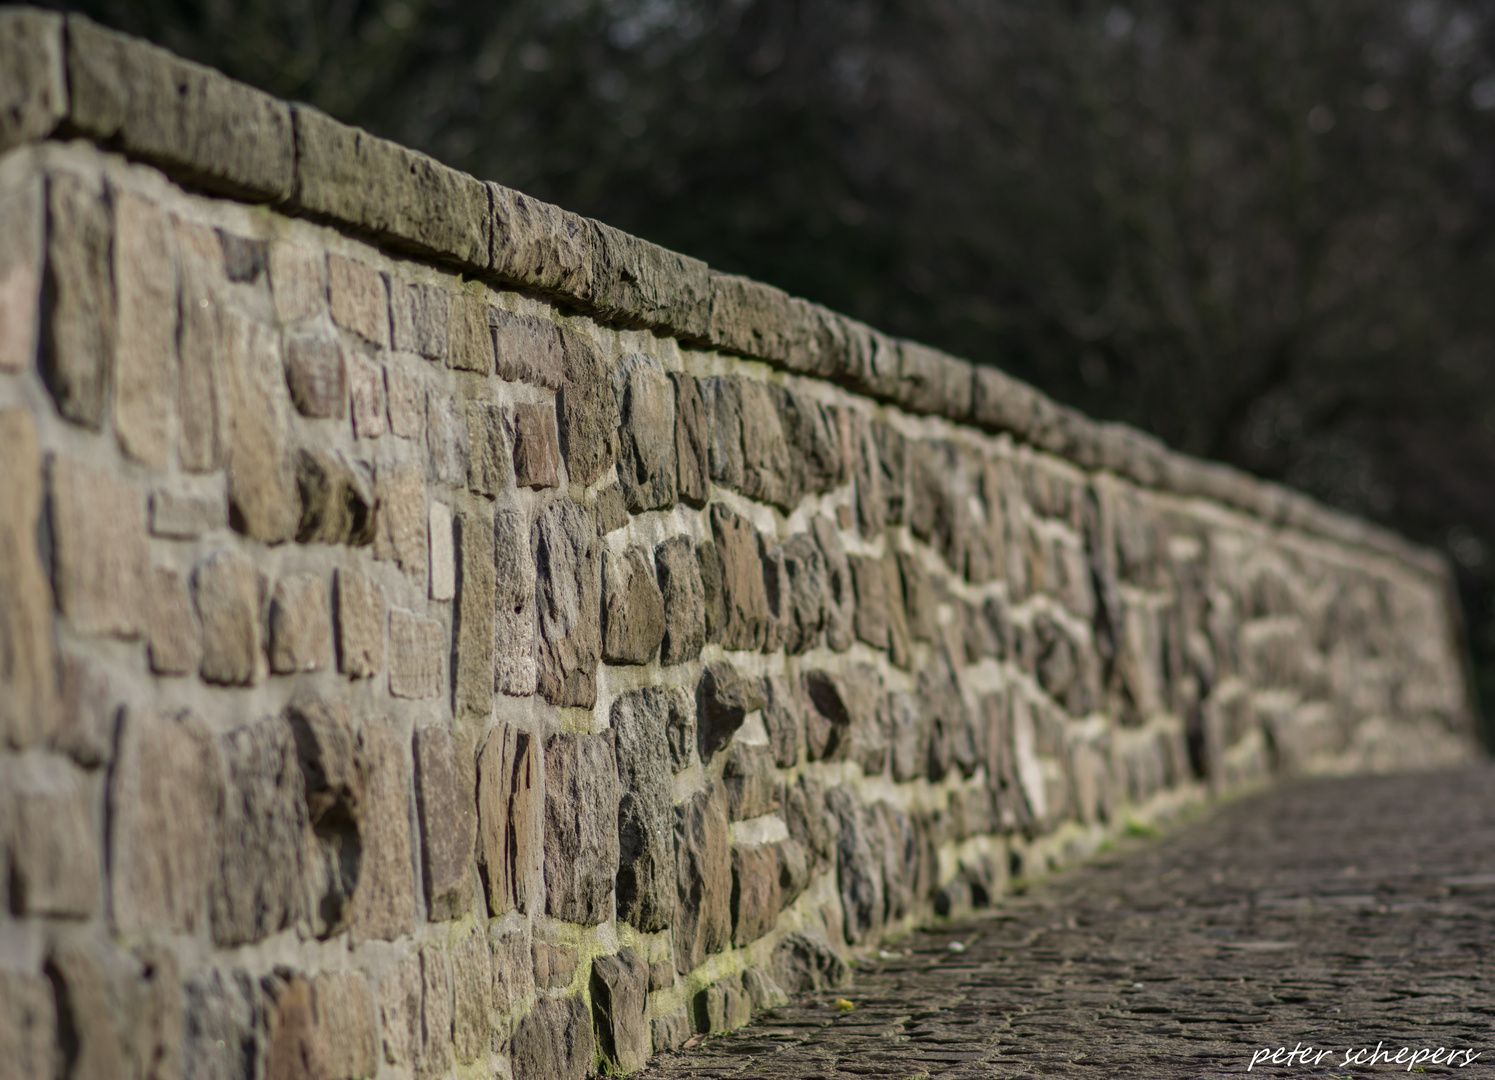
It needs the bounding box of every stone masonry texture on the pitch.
[0,16,1480,1080]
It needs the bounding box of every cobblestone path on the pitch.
[644,768,1495,1079]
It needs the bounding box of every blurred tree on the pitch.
[47,0,1495,732]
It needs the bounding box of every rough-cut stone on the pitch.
[544,732,619,924]
[334,568,383,680]
[492,505,538,695]
[0,412,54,749]
[887,689,927,782]
[674,782,731,973]
[773,929,849,994]
[810,515,855,652]
[0,185,40,377]
[349,351,387,438]
[652,1009,692,1053]
[175,224,230,476]
[0,969,57,1080]
[212,715,308,945]
[731,842,782,946]
[414,724,475,920]
[0,8,64,151]
[780,533,829,655]
[44,949,122,1080]
[592,948,650,1075]
[50,652,112,767]
[389,608,444,699]
[743,967,790,1011]
[295,448,375,546]
[672,371,711,506]
[350,719,417,943]
[842,665,889,775]
[50,455,149,639]
[487,183,595,297]
[557,326,617,485]
[311,971,379,1080]
[698,659,766,763]
[220,231,267,282]
[802,669,854,761]
[42,171,114,429]
[150,484,227,538]
[532,942,577,989]
[492,309,564,388]
[594,481,629,534]
[447,286,493,374]
[849,553,889,653]
[655,535,707,665]
[378,952,422,1070]
[148,566,200,676]
[113,190,177,465]
[738,380,797,511]
[512,995,592,1080]
[611,687,678,932]
[225,309,300,543]
[723,741,780,821]
[477,724,541,916]
[896,550,942,642]
[760,536,788,654]
[270,241,325,324]
[372,464,427,585]
[614,354,678,511]
[267,573,330,674]
[649,960,676,992]
[451,923,491,1065]
[110,706,221,927]
[710,503,772,652]
[184,968,263,1080]
[193,550,264,686]
[454,503,495,718]
[760,675,803,768]
[694,978,754,1034]
[284,329,346,419]
[881,550,914,669]
[512,400,562,489]
[287,698,365,938]
[533,498,602,707]
[783,774,837,872]
[425,389,470,486]
[389,281,450,360]
[327,254,388,346]
[466,399,513,496]
[827,786,884,945]
[775,836,811,907]
[776,386,846,502]
[603,545,667,665]
[385,358,424,438]
[429,500,455,600]
[702,376,745,489]
[491,922,534,1012]
[378,944,451,1074]
[264,974,321,1080]
[698,539,726,645]
[8,754,99,917]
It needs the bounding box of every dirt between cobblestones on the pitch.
[643,768,1495,1079]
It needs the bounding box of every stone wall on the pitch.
[0,9,1479,1079]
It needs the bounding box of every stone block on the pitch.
[783,774,837,872]
[452,923,492,1065]
[311,971,379,1080]
[810,515,855,652]
[389,281,450,360]
[0,9,64,151]
[672,371,711,507]
[591,948,650,1075]
[378,952,422,1069]
[225,309,300,543]
[349,718,417,943]
[284,697,364,937]
[494,505,538,695]
[0,412,56,749]
[425,386,470,485]
[772,930,848,994]
[731,842,781,946]
[113,190,177,465]
[673,783,731,973]
[649,961,675,992]
[352,347,391,437]
[779,532,829,655]
[723,741,780,821]
[492,309,564,388]
[544,731,620,925]
[184,968,263,1080]
[611,687,678,932]
[738,380,797,511]
[293,104,488,264]
[267,573,330,674]
[699,538,725,644]
[150,484,227,538]
[46,947,127,1079]
[491,921,534,1012]
[212,715,309,945]
[448,286,493,373]
[697,659,766,763]
[694,978,753,1034]
[760,535,788,654]
[827,786,884,945]
[221,230,267,283]
[269,241,326,324]
[760,674,803,768]
[194,550,264,686]
[614,354,678,511]
[533,499,602,708]
[487,183,596,297]
[264,974,321,1080]
[378,945,452,1074]
[429,499,455,600]
[656,535,706,665]
[50,454,148,639]
[42,170,114,429]
[849,553,889,653]
[110,709,221,935]
[743,967,789,1011]
[512,400,562,489]
[454,503,496,718]
[802,669,853,762]
[778,386,846,499]
[589,219,710,336]
[466,399,514,496]
[335,568,384,680]
[149,566,201,676]
[709,503,772,652]
[603,546,666,665]
[283,328,347,418]
[887,690,926,782]
[0,969,57,1080]
[556,326,617,486]
[775,836,811,907]
[8,754,99,916]
[50,651,112,767]
[594,481,629,534]
[896,550,942,642]
[295,447,376,546]
[389,608,444,699]
[512,995,592,1080]
[0,183,42,374]
[651,1009,691,1054]
[533,942,578,990]
[477,724,541,916]
[385,357,425,438]
[327,254,388,347]
[414,724,475,920]
[372,464,427,585]
[175,220,229,473]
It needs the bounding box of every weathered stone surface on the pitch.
[50,455,149,639]
[532,942,577,989]
[694,978,753,1034]
[414,724,475,920]
[226,309,300,543]
[454,502,496,717]
[175,220,229,473]
[611,687,678,932]
[429,499,455,601]
[127,945,183,1080]
[512,400,562,489]
[145,565,198,677]
[448,287,493,374]
[486,182,593,293]
[295,448,375,546]
[451,923,491,1066]
[267,573,330,674]
[652,1009,692,1053]
[372,464,427,585]
[378,944,452,1074]
[0,969,57,1080]
[921,651,978,781]
[760,535,788,654]
[802,669,853,762]
[194,550,264,686]
[424,389,470,486]
[389,608,444,699]
[702,376,745,489]
[776,386,846,502]
[731,842,781,946]
[742,967,790,1011]
[150,484,227,539]
[491,505,538,695]
[42,171,114,429]
[110,708,221,933]
[654,535,706,665]
[283,329,346,418]
[477,724,541,916]
[377,952,421,1070]
[390,281,450,360]
[311,971,379,1080]
[492,309,564,388]
[614,354,678,511]
[8,754,99,917]
[0,182,41,370]
[674,782,731,973]
[512,995,592,1080]
[588,219,710,336]
[848,553,889,653]
[672,371,711,506]
[772,929,849,993]
[603,546,667,665]
[698,659,766,763]
[326,254,388,347]
[113,190,177,465]
[649,961,675,992]
[780,533,829,655]
[810,514,855,652]
[285,700,363,934]
[212,715,308,945]
[783,773,837,872]
[221,233,267,283]
[334,568,383,680]
[723,741,780,822]
[698,539,726,645]
[349,351,388,441]
[760,675,803,768]
[51,651,112,767]
[269,241,325,324]
[0,8,64,151]
[533,498,602,707]
[738,380,797,511]
[881,551,913,669]
[827,786,884,945]
[385,359,424,439]
[556,325,618,485]
[491,921,534,1012]
[0,412,54,749]
[775,836,811,907]
[466,399,513,496]
[886,689,926,782]
[264,974,321,1080]
[710,503,772,652]
[594,481,629,534]
[592,947,650,1075]
[895,550,942,642]
[349,719,417,943]
[184,968,263,1080]
[544,732,619,924]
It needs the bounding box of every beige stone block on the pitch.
[451,923,491,1064]
[51,651,113,767]
[390,608,444,700]
[9,754,100,917]
[312,971,379,1079]
[429,500,455,601]
[384,356,424,438]
[454,503,495,719]
[350,351,387,439]
[0,970,56,1079]
[269,240,326,324]
[44,947,126,1078]
[50,454,148,638]
[283,328,346,418]
[350,719,417,943]
[148,566,201,675]
[269,572,331,673]
[477,723,540,917]
[113,189,177,466]
[0,8,65,152]
[414,724,475,920]
[149,483,227,538]
[225,307,299,542]
[335,568,384,679]
[175,218,229,472]
[193,549,264,686]
[512,400,561,489]
[373,465,427,585]
[0,181,42,373]
[0,410,56,748]
[328,253,388,347]
[42,170,114,429]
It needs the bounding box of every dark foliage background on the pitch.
[49,0,1495,740]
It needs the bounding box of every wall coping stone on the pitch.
[0,4,1448,578]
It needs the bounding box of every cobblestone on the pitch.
[645,769,1495,1079]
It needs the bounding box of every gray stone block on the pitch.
[543,731,619,925]
[694,977,753,1034]
[555,326,617,486]
[150,484,227,539]
[723,741,779,821]
[512,995,592,1080]
[477,723,540,916]
[0,10,65,152]
[802,668,853,762]
[389,608,444,699]
[775,836,811,907]
[268,572,330,674]
[493,505,538,695]
[697,659,765,763]
[589,219,710,338]
[225,308,299,543]
[448,286,493,373]
[389,280,450,360]
[651,1008,691,1054]
[709,503,772,652]
[783,773,837,872]
[327,253,388,347]
[771,929,848,994]
[0,182,41,376]
[334,568,383,680]
[283,328,346,418]
[385,358,425,439]
[594,481,629,534]
[602,545,666,665]
[490,921,535,1012]
[466,399,514,496]
[175,221,229,473]
[348,718,417,943]
[591,948,650,1075]
[0,970,57,1080]
[50,651,112,767]
[372,464,427,585]
[655,534,706,665]
[810,514,855,652]
[487,183,595,297]
[611,687,678,932]
[702,375,744,489]
[414,724,475,920]
[614,353,678,511]
[512,400,562,489]
[780,532,829,655]
[492,309,564,389]
[742,967,789,1011]
[194,550,264,686]
[51,454,149,641]
[427,390,471,486]
[378,944,452,1074]
[672,371,710,506]
[184,969,263,1080]
[269,240,326,325]
[0,412,55,749]
[454,503,496,718]
[673,782,731,973]
[451,923,491,1065]
[760,674,803,768]
[8,754,99,917]
[532,498,602,708]
[731,841,781,947]
[113,190,177,466]
[827,785,884,945]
